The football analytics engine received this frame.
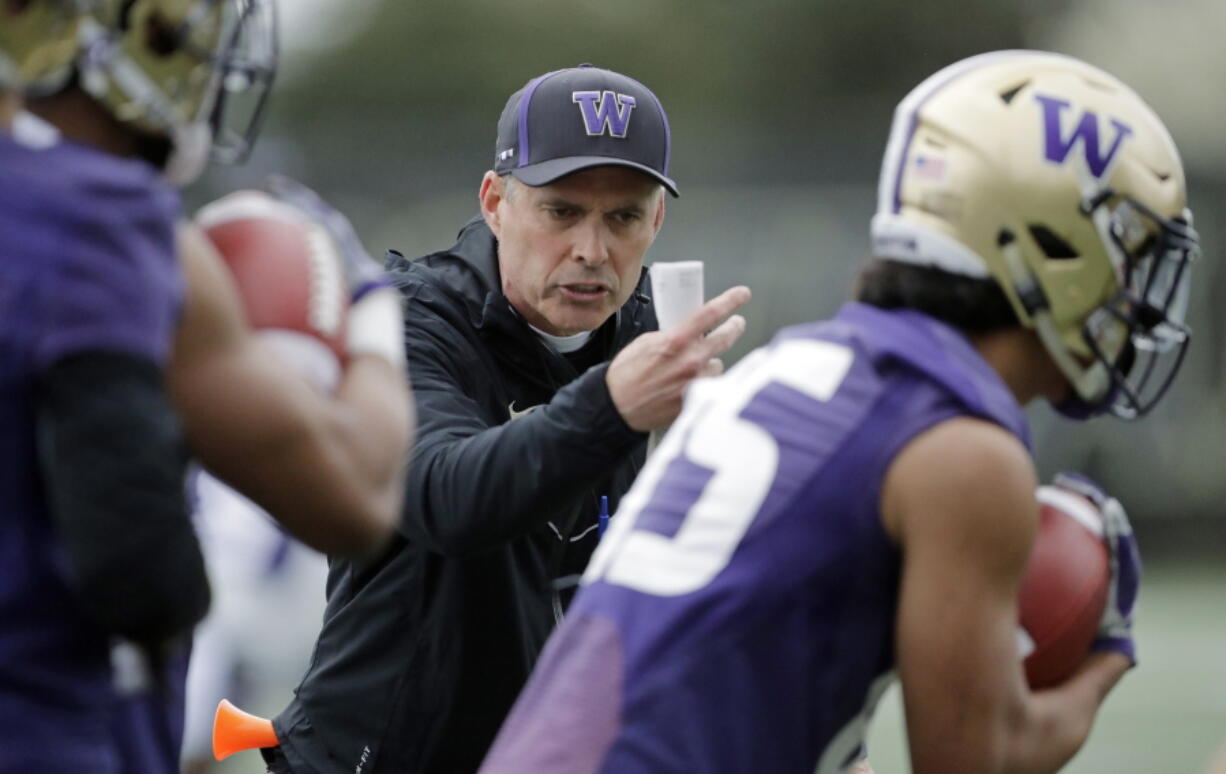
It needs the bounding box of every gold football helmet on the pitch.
[76,0,277,182]
[3,1,275,181]
[872,50,1198,419]
[0,0,85,93]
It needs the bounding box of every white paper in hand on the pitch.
[647,261,704,456]
[649,261,704,331]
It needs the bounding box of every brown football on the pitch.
[196,191,349,361]
[1018,485,1110,689]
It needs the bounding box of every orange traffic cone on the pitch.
[212,699,279,761]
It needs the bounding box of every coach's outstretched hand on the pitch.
[607,285,750,432]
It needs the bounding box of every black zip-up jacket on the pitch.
[272,217,655,774]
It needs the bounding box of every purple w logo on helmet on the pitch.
[572,90,637,138]
[1036,94,1134,179]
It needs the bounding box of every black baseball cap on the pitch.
[493,65,678,197]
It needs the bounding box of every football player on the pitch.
[480,51,1194,774]
[0,1,411,771]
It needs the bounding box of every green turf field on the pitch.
[865,561,1226,774]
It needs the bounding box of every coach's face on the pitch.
[480,166,665,336]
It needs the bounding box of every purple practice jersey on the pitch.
[482,302,1031,774]
[0,119,182,772]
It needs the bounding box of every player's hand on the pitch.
[607,285,750,431]
[264,175,406,370]
[1051,472,1141,665]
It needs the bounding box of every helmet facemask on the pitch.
[1072,193,1198,418]
[204,0,276,165]
[1003,189,1197,421]
[77,0,277,183]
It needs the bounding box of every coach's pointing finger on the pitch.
[702,314,747,358]
[671,285,752,343]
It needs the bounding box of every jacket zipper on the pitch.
[511,279,649,623]
[539,348,590,624]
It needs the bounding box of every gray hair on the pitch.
[499,173,519,200]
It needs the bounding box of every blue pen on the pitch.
[598,495,610,538]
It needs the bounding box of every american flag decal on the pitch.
[914,155,947,180]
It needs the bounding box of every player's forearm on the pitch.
[188,353,408,557]
[330,353,414,523]
[910,654,1125,774]
[265,355,411,556]
[1002,652,1130,774]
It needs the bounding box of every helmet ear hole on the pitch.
[144,12,181,57]
[1028,225,1079,260]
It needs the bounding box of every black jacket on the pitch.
[273,218,655,774]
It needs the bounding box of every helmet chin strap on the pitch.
[998,237,1112,408]
[163,121,211,186]
[1032,308,1113,407]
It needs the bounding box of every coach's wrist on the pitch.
[567,363,647,448]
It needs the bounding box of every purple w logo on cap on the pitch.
[573,90,637,138]
[1036,94,1133,179]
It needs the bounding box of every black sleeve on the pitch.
[401,316,645,557]
[35,352,210,645]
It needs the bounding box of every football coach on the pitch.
[267,65,751,773]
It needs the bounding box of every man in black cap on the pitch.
[267,65,751,773]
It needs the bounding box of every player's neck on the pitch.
[26,86,142,159]
[0,93,18,130]
[970,327,1059,407]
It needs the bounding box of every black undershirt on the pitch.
[35,352,210,646]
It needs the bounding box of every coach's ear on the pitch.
[651,186,666,237]
[479,171,505,238]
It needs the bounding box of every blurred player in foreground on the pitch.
[481,50,1197,773]
[0,1,411,772]
[181,176,407,774]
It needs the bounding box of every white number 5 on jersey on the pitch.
[585,339,854,596]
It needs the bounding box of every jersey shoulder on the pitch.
[0,131,183,369]
[798,302,1031,446]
